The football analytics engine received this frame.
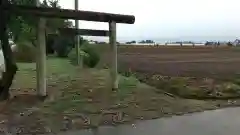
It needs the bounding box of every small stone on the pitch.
[87,98,93,102]
[112,112,123,122]
[72,118,87,126]
[63,116,69,120]
[19,113,24,116]
[62,120,72,130]
[227,100,231,104]
[44,127,52,133]
[88,89,93,92]
[84,118,91,125]
[227,100,236,105]
[216,91,222,96]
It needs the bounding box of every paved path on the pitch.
[56,107,240,135]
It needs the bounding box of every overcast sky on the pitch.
[56,0,240,42]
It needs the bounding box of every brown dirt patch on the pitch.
[117,46,240,79]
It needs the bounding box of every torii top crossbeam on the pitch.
[2,3,135,24]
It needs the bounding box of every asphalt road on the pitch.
[55,107,240,135]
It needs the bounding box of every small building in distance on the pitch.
[233,39,240,46]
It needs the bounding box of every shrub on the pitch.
[53,36,74,58]
[82,45,100,68]
[69,44,100,68]
[46,34,58,54]
[14,42,36,63]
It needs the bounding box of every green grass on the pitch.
[12,58,78,89]
[11,57,146,115]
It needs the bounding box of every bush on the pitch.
[46,34,58,54]
[69,44,100,68]
[14,42,36,63]
[81,45,100,68]
[53,36,74,58]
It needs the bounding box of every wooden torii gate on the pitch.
[0,0,135,99]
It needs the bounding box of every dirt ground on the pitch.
[117,46,240,79]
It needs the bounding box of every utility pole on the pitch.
[75,0,82,67]
[36,0,47,97]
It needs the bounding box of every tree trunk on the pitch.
[0,0,18,101]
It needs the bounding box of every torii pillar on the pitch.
[36,0,47,97]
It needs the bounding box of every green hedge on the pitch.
[69,44,100,68]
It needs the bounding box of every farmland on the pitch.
[98,45,240,99]
[117,45,240,79]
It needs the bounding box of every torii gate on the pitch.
[0,0,135,99]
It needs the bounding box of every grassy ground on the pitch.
[1,57,240,134]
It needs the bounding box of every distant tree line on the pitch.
[125,41,136,44]
[204,41,233,46]
[139,40,154,43]
[89,41,120,45]
[125,40,155,44]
